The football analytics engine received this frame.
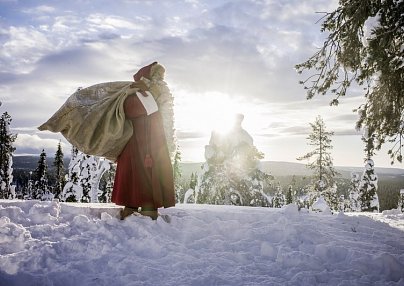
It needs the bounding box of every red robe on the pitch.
[112,94,175,209]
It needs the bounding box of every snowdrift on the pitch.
[0,200,403,286]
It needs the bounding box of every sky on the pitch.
[0,0,402,169]
[1,200,403,285]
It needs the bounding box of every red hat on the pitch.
[133,62,157,81]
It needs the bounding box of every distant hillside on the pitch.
[260,161,404,179]
[13,155,69,170]
[13,156,403,180]
[180,161,404,180]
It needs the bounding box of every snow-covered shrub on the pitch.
[359,159,379,212]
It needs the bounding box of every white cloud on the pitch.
[14,133,69,156]
[86,14,146,31]
[22,5,56,14]
[0,26,54,73]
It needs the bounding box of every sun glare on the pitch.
[176,92,243,136]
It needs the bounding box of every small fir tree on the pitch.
[63,146,81,202]
[63,147,112,203]
[53,141,65,200]
[173,148,184,203]
[359,159,379,212]
[349,172,361,212]
[79,153,93,203]
[272,185,285,208]
[339,194,350,212]
[89,157,111,203]
[25,171,34,200]
[297,116,339,196]
[358,128,379,212]
[196,115,272,207]
[322,184,339,212]
[78,154,110,203]
[98,162,115,203]
[0,111,17,199]
[286,185,293,205]
[33,149,52,200]
[189,172,197,190]
[399,189,404,212]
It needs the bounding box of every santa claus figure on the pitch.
[113,62,175,220]
[38,62,176,220]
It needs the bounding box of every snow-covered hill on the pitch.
[0,200,403,286]
[179,161,404,179]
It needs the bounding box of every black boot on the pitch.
[139,207,158,220]
[120,206,139,220]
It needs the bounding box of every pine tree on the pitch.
[53,141,65,200]
[196,143,271,206]
[339,194,351,212]
[358,128,380,212]
[88,157,111,203]
[359,159,379,212]
[399,189,404,212]
[63,147,112,203]
[189,172,197,190]
[79,153,93,203]
[33,149,52,200]
[173,148,183,202]
[0,112,17,199]
[322,184,339,212]
[26,171,34,200]
[297,116,339,192]
[296,0,404,163]
[196,163,233,205]
[196,117,272,207]
[98,162,115,203]
[272,185,285,208]
[286,185,293,205]
[349,172,361,211]
[63,146,81,202]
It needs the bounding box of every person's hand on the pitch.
[130,80,148,91]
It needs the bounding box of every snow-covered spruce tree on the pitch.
[53,141,65,200]
[189,172,198,190]
[399,189,404,212]
[286,185,293,205]
[79,153,94,203]
[339,194,351,212]
[297,116,339,208]
[33,149,53,200]
[359,159,379,212]
[358,128,379,212]
[196,162,232,205]
[173,148,184,203]
[90,157,111,203]
[62,146,112,203]
[272,185,285,208]
[196,114,272,206]
[296,0,404,164]
[298,116,338,189]
[63,146,81,202]
[78,153,111,203]
[322,183,339,212]
[25,171,34,200]
[98,162,115,203]
[0,111,17,199]
[348,172,361,212]
[296,185,314,210]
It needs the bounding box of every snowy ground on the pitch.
[0,200,403,286]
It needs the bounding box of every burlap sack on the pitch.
[38,63,175,162]
[38,81,137,161]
